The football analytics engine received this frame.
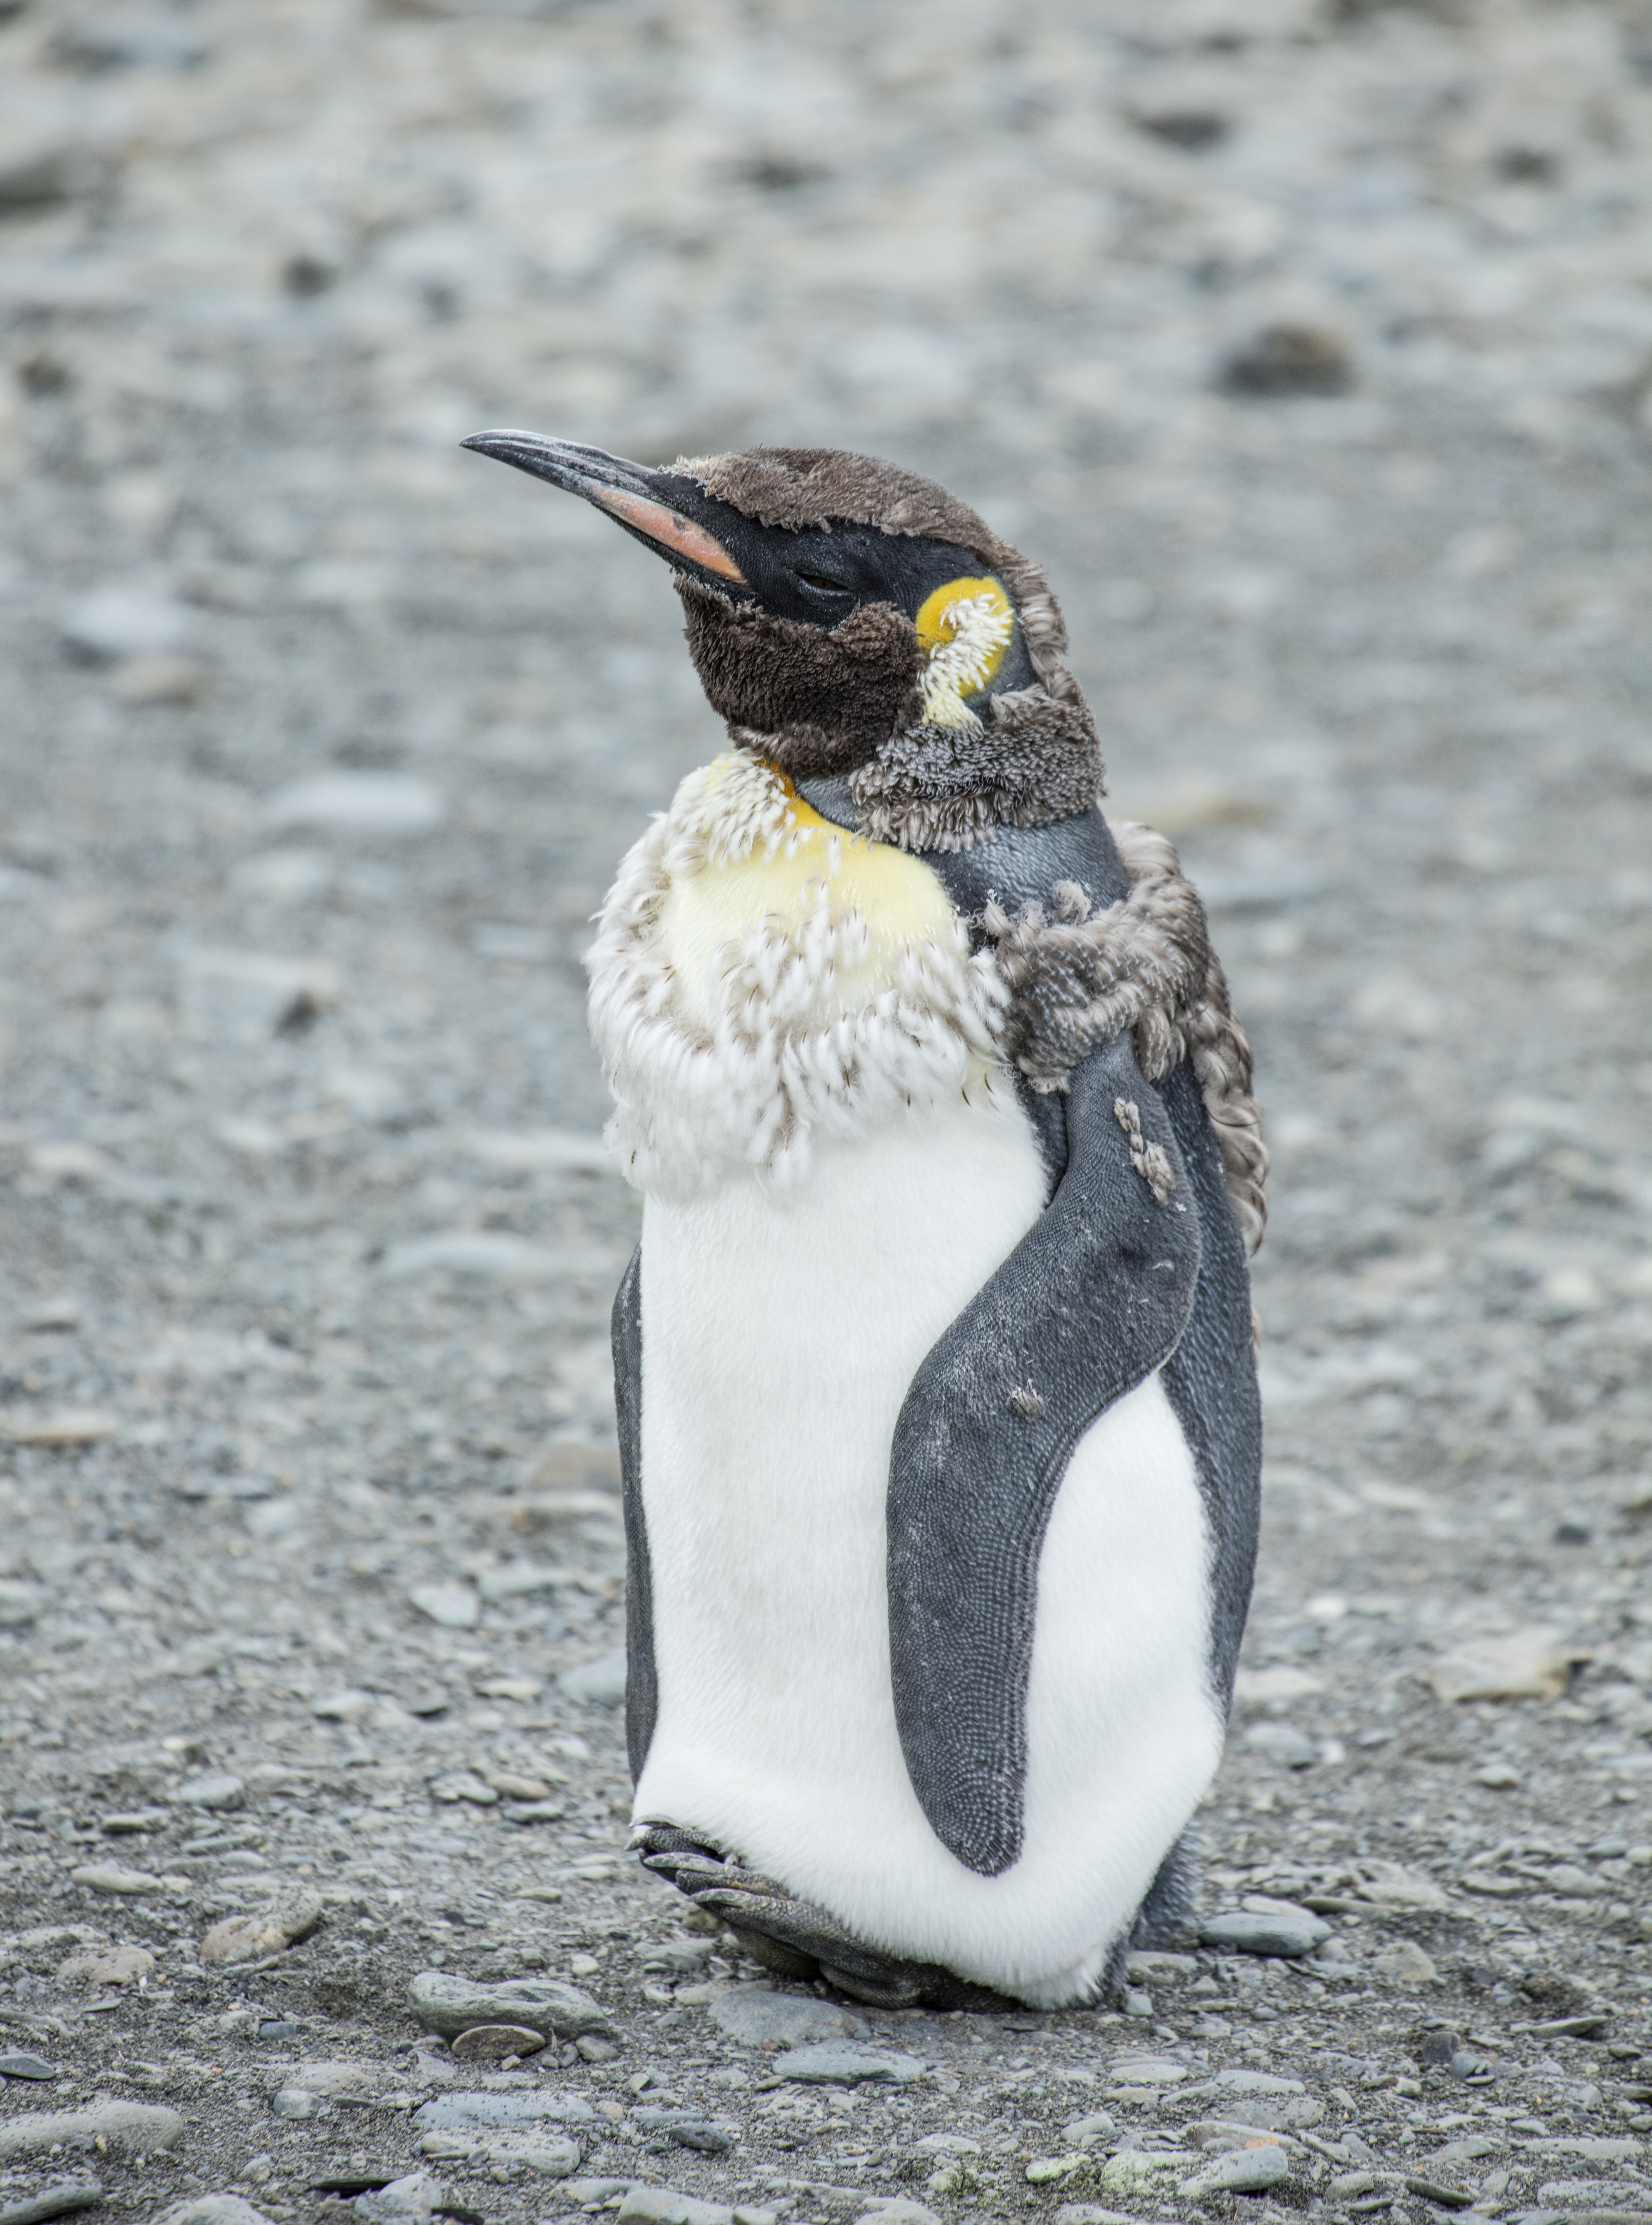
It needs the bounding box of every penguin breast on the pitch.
[586,751,1014,1199]
[658,753,961,1028]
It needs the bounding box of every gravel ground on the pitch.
[3,0,1652,2221]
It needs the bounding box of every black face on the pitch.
[461,430,1035,698]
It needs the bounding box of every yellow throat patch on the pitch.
[914,575,1014,728]
[657,753,959,1027]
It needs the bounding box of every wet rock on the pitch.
[769,2044,925,2085]
[707,1987,868,2047]
[406,1971,616,2043]
[0,2104,185,2162]
[199,1887,325,1964]
[0,2185,104,2225]
[0,2055,58,2083]
[1181,2142,1291,2196]
[1200,1904,1330,1957]
[1428,1630,1591,1702]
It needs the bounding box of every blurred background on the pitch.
[2,0,1652,2010]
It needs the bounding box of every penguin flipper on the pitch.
[612,1244,658,1780]
[887,1029,1202,1878]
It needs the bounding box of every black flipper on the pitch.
[612,1244,657,1780]
[798,781,1261,1886]
[886,1031,1202,1877]
[1159,1059,1263,1710]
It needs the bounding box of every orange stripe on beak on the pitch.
[587,484,747,584]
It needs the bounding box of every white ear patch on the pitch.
[915,575,1015,729]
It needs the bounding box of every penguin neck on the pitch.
[795,771,859,833]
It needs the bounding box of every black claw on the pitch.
[630,1824,1020,2011]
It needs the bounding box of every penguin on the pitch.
[460,432,1267,2011]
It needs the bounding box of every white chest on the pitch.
[586,753,1010,1200]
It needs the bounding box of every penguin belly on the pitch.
[632,1086,1224,2009]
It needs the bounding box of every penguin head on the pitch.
[461,433,1100,845]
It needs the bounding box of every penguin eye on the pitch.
[795,569,850,595]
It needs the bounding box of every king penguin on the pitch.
[460,432,1267,2011]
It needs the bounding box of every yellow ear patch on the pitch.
[914,575,1015,728]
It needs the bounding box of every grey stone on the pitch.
[859,2205,944,2225]
[1051,2211,1137,2225]
[1199,1906,1331,1957]
[0,2105,185,2162]
[1061,2113,1118,2145]
[1202,2071,1308,2095]
[0,1584,44,1629]
[1243,1720,1319,1767]
[631,2109,736,2154]
[1181,2142,1291,2197]
[174,1774,244,1811]
[154,2204,275,2225]
[406,1581,481,1629]
[769,2044,926,2086]
[407,1971,617,2042]
[0,2182,103,2225]
[382,1235,570,1286]
[61,588,188,664]
[265,773,444,837]
[354,2178,443,2225]
[416,2130,581,2177]
[0,2057,59,2083]
[271,2091,320,2121]
[708,1987,869,2048]
[1526,2140,1643,2162]
[560,1648,629,1704]
[275,2061,386,2098]
[616,2191,733,2225]
[66,1863,163,1897]
[413,2090,597,2129]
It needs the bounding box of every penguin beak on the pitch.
[460,430,749,590]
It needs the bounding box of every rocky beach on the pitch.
[2,0,1651,2221]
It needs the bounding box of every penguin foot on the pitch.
[631,1825,1016,2012]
